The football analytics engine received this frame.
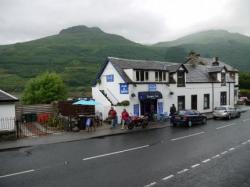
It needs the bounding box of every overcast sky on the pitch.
[0,0,249,45]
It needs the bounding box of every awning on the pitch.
[138,91,162,100]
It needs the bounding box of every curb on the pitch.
[0,124,169,152]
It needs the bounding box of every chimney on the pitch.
[212,57,219,66]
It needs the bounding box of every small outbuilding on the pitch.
[0,89,19,132]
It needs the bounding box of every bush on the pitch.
[117,100,130,106]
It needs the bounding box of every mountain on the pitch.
[0,25,165,94]
[153,30,250,70]
[0,27,250,96]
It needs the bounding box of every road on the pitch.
[1,111,250,187]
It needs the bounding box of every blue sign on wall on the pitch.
[158,102,163,114]
[148,84,157,91]
[106,74,114,82]
[133,104,139,116]
[120,83,129,94]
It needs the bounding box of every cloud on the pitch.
[0,0,249,44]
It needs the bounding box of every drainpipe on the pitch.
[229,83,231,106]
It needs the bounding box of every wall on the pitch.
[0,103,16,131]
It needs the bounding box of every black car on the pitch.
[172,110,207,127]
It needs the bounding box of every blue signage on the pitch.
[148,84,156,91]
[133,104,139,116]
[106,74,114,82]
[120,83,129,94]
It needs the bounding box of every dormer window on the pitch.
[210,73,217,81]
[155,71,166,82]
[177,70,185,87]
[221,72,226,86]
[136,70,148,81]
[229,72,235,81]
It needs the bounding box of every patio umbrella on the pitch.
[73,100,100,106]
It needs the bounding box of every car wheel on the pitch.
[228,114,231,120]
[202,118,207,124]
[172,122,177,127]
[188,121,192,127]
[237,112,241,118]
[213,116,217,120]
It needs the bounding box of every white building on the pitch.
[92,52,239,120]
[0,89,19,131]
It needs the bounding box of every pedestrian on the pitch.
[108,107,117,128]
[121,109,130,129]
[170,104,176,123]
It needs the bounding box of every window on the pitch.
[177,71,185,87]
[178,96,185,110]
[210,73,217,81]
[230,72,235,81]
[106,74,114,82]
[136,70,148,81]
[155,72,159,81]
[155,71,167,82]
[220,92,227,105]
[221,73,226,86]
[204,94,210,109]
[145,72,149,81]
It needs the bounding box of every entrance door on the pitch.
[177,96,185,110]
[140,99,157,116]
[191,95,197,110]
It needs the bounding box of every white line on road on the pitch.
[216,123,236,130]
[191,164,200,168]
[162,174,174,181]
[82,145,149,161]
[177,168,189,174]
[243,119,250,122]
[221,151,228,155]
[212,154,220,159]
[229,147,235,151]
[0,169,35,179]
[202,159,211,163]
[171,132,205,141]
[144,181,157,187]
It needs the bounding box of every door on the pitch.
[191,95,197,110]
[177,96,185,110]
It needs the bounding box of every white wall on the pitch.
[0,104,16,131]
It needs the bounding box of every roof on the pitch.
[0,90,19,103]
[93,56,238,85]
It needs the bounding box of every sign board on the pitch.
[148,84,156,91]
[133,104,139,116]
[120,83,129,94]
[106,74,114,82]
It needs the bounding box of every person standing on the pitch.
[108,107,117,128]
[121,109,129,129]
[170,104,176,123]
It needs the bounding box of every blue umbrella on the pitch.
[73,100,99,106]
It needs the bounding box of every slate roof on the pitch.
[0,90,19,102]
[93,56,238,85]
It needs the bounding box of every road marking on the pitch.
[242,141,248,145]
[0,169,35,179]
[243,119,250,122]
[221,151,228,155]
[212,154,220,159]
[162,174,174,181]
[177,168,189,174]
[216,123,236,130]
[191,164,200,168]
[82,145,149,161]
[171,132,205,141]
[144,181,157,187]
[202,159,211,163]
[229,147,235,151]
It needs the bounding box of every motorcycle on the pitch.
[127,115,149,130]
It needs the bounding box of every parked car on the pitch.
[213,105,241,120]
[171,110,207,127]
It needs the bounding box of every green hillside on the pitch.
[0,25,165,95]
[154,30,250,70]
[1,27,250,96]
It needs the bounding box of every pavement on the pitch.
[0,105,249,152]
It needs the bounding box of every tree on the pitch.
[22,72,67,104]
